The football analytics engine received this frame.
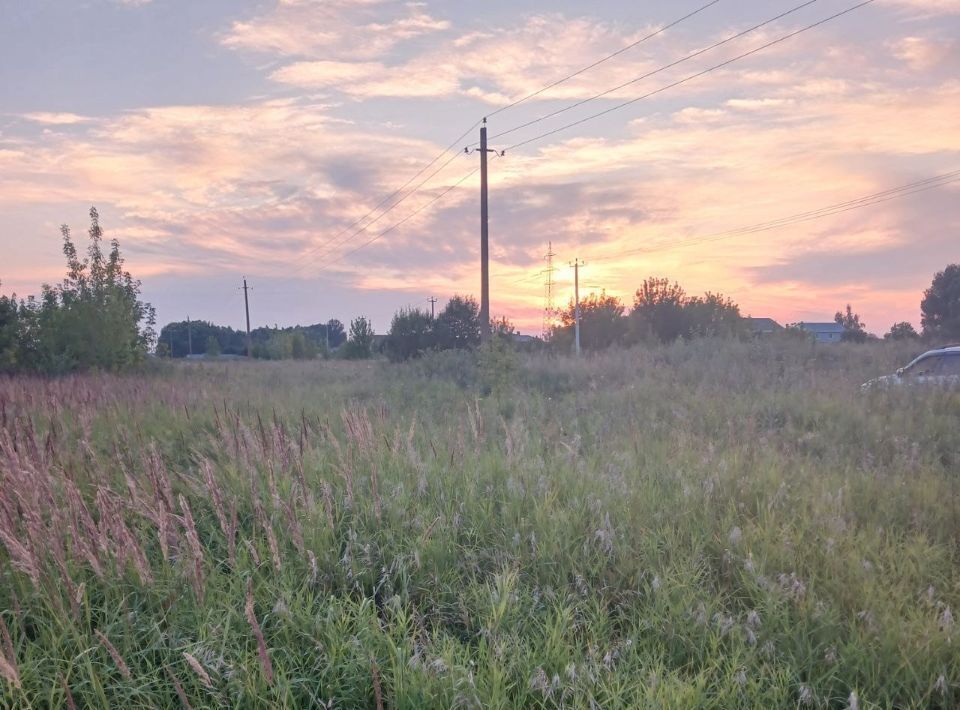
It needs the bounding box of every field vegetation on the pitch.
[0,338,958,708]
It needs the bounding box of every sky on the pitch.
[1,0,959,336]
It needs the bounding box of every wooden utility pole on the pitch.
[242,278,252,358]
[467,119,502,342]
[479,120,491,342]
[571,259,585,356]
[428,297,438,320]
[187,315,193,356]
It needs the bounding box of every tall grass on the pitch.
[0,339,957,708]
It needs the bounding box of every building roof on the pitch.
[747,317,783,331]
[795,322,845,333]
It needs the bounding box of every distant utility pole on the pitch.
[571,259,585,357]
[428,296,438,320]
[187,315,193,356]
[542,242,557,340]
[241,278,252,358]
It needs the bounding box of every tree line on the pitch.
[157,319,347,360]
[3,208,958,373]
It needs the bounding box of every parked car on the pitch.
[861,346,960,390]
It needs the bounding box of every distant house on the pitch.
[511,334,538,345]
[794,322,846,343]
[747,317,784,336]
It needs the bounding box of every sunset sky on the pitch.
[2,0,958,335]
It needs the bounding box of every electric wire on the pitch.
[318,164,480,272]
[292,146,468,272]
[503,0,875,153]
[291,120,481,272]
[483,0,820,145]
[508,169,959,282]
[486,0,722,119]
[299,2,723,267]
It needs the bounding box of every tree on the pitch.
[9,208,155,373]
[435,296,481,350]
[885,322,919,341]
[290,331,308,359]
[325,319,347,349]
[491,316,517,339]
[343,316,375,360]
[205,335,222,356]
[685,292,745,338]
[835,304,868,343]
[630,278,688,343]
[921,264,960,340]
[558,291,626,350]
[0,285,20,373]
[385,308,434,362]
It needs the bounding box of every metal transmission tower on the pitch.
[542,242,558,340]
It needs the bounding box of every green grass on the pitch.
[0,338,958,708]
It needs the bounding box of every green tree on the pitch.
[630,278,688,343]
[205,335,222,356]
[0,286,20,373]
[343,316,375,360]
[325,319,346,349]
[491,316,517,339]
[835,304,868,343]
[386,308,434,362]
[435,296,481,350]
[921,265,960,340]
[290,331,308,360]
[557,291,626,351]
[11,208,155,373]
[685,292,745,338]
[885,322,919,341]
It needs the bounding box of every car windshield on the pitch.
[902,353,960,376]
[939,355,960,375]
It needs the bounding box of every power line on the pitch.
[503,0,875,153]
[590,169,960,263]
[294,4,721,269]
[292,0,873,271]
[317,164,479,272]
[487,0,722,119]
[507,169,959,282]
[485,0,820,145]
[292,127,477,272]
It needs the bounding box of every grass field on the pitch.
[1,339,958,708]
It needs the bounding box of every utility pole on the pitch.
[241,278,252,358]
[187,315,193,356]
[428,297,438,320]
[466,119,502,342]
[325,322,330,353]
[479,119,491,342]
[571,259,585,357]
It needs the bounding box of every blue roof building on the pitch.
[794,322,846,343]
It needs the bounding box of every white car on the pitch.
[862,346,960,390]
